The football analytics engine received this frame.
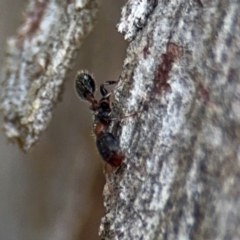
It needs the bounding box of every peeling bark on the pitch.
[100,0,240,239]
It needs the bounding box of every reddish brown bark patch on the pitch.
[191,72,210,101]
[154,42,183,92]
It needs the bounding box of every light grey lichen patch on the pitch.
[118,0,157,41]
[0,0,99,150]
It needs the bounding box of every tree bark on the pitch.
[100,0,240,239]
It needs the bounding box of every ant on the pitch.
[75,71,123,167]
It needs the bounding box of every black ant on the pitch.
[75,71,123,167]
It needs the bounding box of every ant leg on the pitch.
[109,112,139,122]
[118,99,147,120]
[100,80,118,99]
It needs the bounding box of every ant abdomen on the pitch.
[96,133,122,167]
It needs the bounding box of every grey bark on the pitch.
[1,0,240,240]
[100,0,240,239]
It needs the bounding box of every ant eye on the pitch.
[75,72,96,100]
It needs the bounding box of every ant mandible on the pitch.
[75,71,123,167]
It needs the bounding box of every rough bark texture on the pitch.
[0,0,99,151]
[100,0,240,239]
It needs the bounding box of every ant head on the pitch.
[75,72,95,100]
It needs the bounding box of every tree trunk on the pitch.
[100,0,240,239]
